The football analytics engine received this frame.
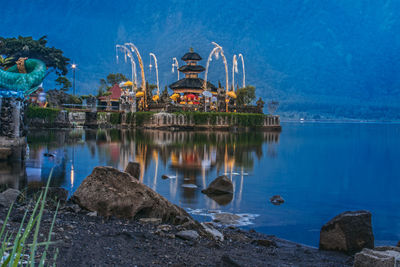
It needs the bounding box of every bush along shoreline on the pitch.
[26,107,281,131]
[0,165,358,266]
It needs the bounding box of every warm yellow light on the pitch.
[227,91,237,99]
[71,64,77,69]
[70,165,75,187]
[136,91,144,97]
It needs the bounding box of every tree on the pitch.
[55,76,72,91]
[0,55,14,69]
[99,73,128,91]
[236,85,256,105]
[0,36,70,75]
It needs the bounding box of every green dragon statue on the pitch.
[0,58,47,98]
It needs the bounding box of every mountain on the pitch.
[2,0,400,119]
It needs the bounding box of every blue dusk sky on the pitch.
[2,0,400,114]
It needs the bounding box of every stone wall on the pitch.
[141,112,280,130]
[26,108,281,131]
[0,98,26,161]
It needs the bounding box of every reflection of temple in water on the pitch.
[1,128,280,209]
[92,129,281,206]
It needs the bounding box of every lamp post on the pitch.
[71,63,77,95]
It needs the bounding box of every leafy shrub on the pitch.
[110,113,121,125]
[26,106,61,123]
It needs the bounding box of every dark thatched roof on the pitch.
[181,52,202,61]
[169,78,217,91]
[178,65,205,73]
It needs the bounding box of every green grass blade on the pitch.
[52,248,59,267]
[5,205,31,267]
[0,203,13,241]
[39,201,59,266]
[30,168,53,267]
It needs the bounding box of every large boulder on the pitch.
[71,166,195,225]
[0,188,21,207]
[201,175,233,195]
[319,210,374,254]
[124,162,140,180]
[354,246,400,267]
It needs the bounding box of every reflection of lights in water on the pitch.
[236,166,244,208]
[152,150,158,190]
[70,164,75,190]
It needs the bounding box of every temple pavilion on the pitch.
[169,48,217,103]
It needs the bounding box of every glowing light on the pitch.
[70,164,75,188]
[71,64,76,69]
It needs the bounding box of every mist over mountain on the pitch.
[2,0,400,119]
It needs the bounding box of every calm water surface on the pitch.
[3,122,399,247]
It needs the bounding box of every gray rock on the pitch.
[72,167,199,226]
[87,211,97,217]
[176,230,199,241]
[201,175,233,195]
[0,194,8,207]
[354,246,400,267]
[253,239,277,247]
[0,188,21,206]
[139,218,162,225]
[201,223,224,241]
[124,162,140,180]
[213,213,241,225]
[319,210,374,254]
[270,195,284,205]
[157,224,172,232]
[217,254,241,267]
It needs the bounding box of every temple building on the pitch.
[169,48,217,100]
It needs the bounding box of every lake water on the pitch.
[3,122,399,247]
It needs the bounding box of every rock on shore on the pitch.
[72,166,196,226]
[201,175,233,195]
[319,210,374,254]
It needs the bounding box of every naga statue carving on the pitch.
[0,57,47,98]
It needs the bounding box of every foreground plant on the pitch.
[0,170,59,266]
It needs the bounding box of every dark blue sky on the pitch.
[2,0,400,110]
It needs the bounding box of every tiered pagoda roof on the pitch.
[169,48,216,94]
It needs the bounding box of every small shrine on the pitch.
[169,48,216,104]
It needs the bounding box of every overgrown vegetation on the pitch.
[98,73,127,96]
[126,112,155,126]
[26,106,61,123]
[110,112,121,125]
[0,36,70,75]
[236,85,256,105]
[55,76,72,91]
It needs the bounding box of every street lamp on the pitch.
[71,63,77,95]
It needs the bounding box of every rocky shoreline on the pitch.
[0,199,353,267]
[2,165,387,266]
